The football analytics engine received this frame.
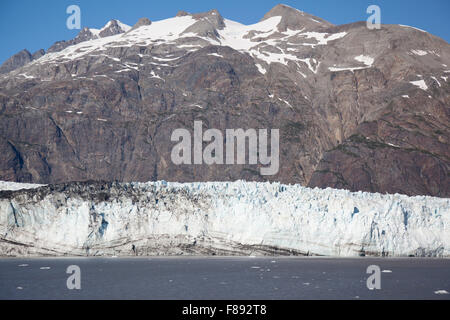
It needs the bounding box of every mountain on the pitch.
[0,4,449,197]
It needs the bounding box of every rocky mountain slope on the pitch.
[0,4,449,197]
[1,181,448,257]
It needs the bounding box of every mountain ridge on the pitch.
[0,4,448,197]
[2,5,449,72]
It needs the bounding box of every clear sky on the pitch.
[0,0,449,64]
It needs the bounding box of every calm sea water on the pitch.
[0,257,449,300]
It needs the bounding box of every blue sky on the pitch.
[0,0,449,64]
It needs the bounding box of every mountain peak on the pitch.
[181,9,225,38]
[46,19,131,54]
[0,49,32,74]
[98,19,131,37]
[191,9,223,21]
[264,4,303,16]
[261,4,333,31]
[176,10,190,17]
[129,17,152,32]
[74,27,97,41]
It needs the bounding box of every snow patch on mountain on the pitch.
[17,73,34,79]
[328,55,374,72]
[255,64,267,74]
[299,32,348,47]
[431,76,441,87]
[399,25,427,33]
[354,55,374,66]
[298,58,319,73]
[208,53,224,58]
[410,79,428,91]
[410,49,428,56]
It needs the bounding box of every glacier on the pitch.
[0,180,449,257]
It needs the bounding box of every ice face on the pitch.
[0,180,448,257]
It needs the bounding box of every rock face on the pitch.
[1,181,448,257]
[261,4,332,31]
[47,19,131,54]
[129,17,152,32]
[31,49,45,60]
[0,5,449,197]
[0,49,36,74]
[99,19,130,37]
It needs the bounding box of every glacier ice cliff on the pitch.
[0,180,449,257]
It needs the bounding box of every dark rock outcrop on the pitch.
[0,49,32,74]
[129,17,152,32]
[31,49,45,60]
[99,20,127,37]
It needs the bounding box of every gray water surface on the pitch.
[1,257,449,300]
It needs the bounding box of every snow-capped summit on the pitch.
[181,9,225,39]
[261,4,333,31]
[46,19,131,53]
[84,19,131,38]
[73,27,98,42]
[97,19,131,37]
